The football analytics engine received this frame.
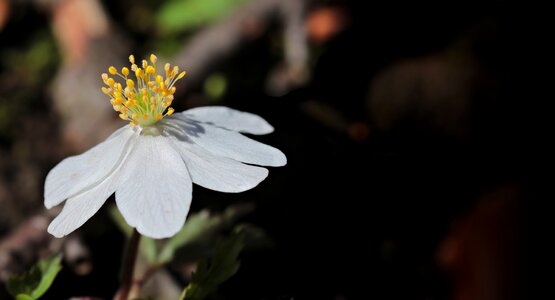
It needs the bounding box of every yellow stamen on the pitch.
[135,68,143,78]
[108,66,118,75]
[126,79,135,89]
[101,54,186,127]
[111,98,124,105]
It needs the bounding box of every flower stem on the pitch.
[116,228,141,300]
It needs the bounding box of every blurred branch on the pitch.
[173,0,309,97]
[41,0,129,150]
[0,213,55,282]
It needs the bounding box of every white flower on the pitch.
[44,55,286,239]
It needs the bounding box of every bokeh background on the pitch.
[1,0,538,299]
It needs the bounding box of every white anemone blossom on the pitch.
[44,54,286,239]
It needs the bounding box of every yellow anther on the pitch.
[106,78,115,86]
[101,87,112,95]
[119,113,129,120]
[111,98,124,105]
[166,107,175,116]
[177,71,186,79]
[126,79,135,89]
[142,114,148,120]
[132,113,138,120]
[172,66,179,75]
[101,73,109,81]
[155,113,163,120]
[150,54,157,64]
[162,90,168,97]
[116,83,123,92]
[146,66,156,75]
[108,66,118,75]
[141,88,147,95]
[164,63,170,72]
[142,60,148,69]
[142,95,148,103]
[129,55,135,64]
[131,64,138,71]
[130,121,138,126]
[135,68,143,78]
[125,100,135,107]
[122,67,129,76]
[169,87,176,94]
[148,81,155,88]
[156,75,163,83]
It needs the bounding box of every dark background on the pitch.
[1,1,539,299]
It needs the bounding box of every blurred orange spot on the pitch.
[306,7,349,43]
[0,0,9,30]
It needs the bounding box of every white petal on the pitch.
[47,176,116,238]
[169,136,268,193]
[115,135,192,239]
[47,136,136,237]
[164,117,287,167]
[180,106,274,135]
[44,126,135,209]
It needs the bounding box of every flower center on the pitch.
[101,54,186,127]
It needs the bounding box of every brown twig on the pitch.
[115,229,141,300]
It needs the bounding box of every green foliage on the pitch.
[109,204,253,265]
[156,0,247,33]
[6,255,63,300]
[158,204,252,264]
[180,230,245,300]
[204,73,228,101]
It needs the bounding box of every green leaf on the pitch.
[180,230,245,300]
[158,204,253,264]
[7,255,63,300]
[109,203,253,265]
[156,0,248,33]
